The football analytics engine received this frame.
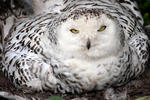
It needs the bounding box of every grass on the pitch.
[46,96,64,100]
[136,96,150,100]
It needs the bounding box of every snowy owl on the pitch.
[0,0,149,99]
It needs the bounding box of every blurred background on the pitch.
[137,0,150,25]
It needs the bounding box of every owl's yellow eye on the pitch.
[70,29,79,34]
[97,26,106,32]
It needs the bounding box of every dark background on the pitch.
[137,0,150,25]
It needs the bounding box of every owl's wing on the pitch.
[0,0,34,65]
[116,0,144,25]
[1,12,61,92]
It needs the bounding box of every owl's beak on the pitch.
[86,38,91,50]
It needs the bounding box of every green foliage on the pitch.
[136,96,150,100]
[136,0,150,25]
[143,13,150,25]
[46,96,64,100]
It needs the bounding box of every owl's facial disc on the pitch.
[57,13,123,58]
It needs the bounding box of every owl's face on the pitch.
[57,14,123,59]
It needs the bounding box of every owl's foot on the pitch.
[104,88,127,100]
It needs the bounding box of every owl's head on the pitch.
[57,9,124,59]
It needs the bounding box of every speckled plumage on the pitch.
[0,0,149,96]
